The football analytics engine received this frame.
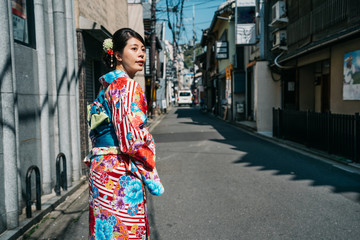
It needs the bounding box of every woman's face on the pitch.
[115,37,146,78]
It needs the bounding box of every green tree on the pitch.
[183,43,203,70]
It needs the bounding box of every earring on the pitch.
[111,54,113,68]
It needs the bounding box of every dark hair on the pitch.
[103,28,145,70]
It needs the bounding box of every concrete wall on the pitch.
[128,4,144,39]
[44,0,61,192]
[13,44,42,200]
[75,0,128,34]
[0,112,4,231]
[298,48,330,67]
[255,61,281,133]
[0,85,3,232]
[330,37,360,114]
[0,0,79,232]
[128,3,145,90]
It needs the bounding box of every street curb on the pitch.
[208,112,360,174]
[0,178,87,240]
[233,121,360,172]
[149,112,168,132]
[147,107,172,132]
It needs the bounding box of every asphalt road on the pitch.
[19,107,360,240]
[147,107,360,240]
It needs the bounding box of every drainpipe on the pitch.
[53,0,73,187]
[65,0,80,181]
[0,0,19,229]
[34,0,52,194]
[259,0,265,60]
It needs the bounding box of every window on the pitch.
[12,0,35,47]
[237,6,255,24]
[179,92,191,97]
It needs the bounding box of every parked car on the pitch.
[177,90,193,106]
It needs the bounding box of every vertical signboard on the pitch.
[216,41,229,59]
[145,47,151,76]
[235,0,256,45]
[226,64,233,104]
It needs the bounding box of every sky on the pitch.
[156,0,227,45]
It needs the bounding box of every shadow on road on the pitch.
[170,108,360,203]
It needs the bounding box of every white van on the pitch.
[177,90,193,106]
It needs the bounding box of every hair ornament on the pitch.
[103,38,113,55]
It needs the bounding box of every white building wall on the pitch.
[128,3,146,90]
[254,61,281,133]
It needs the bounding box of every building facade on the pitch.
[0,0,79,232]
[74,0,129,163]
[197,0,360,162]
[275,0,360,114]
[0,0,143,234]
[199,0,360,131]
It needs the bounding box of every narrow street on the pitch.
[17,107,360,240]
[148,107,360,240]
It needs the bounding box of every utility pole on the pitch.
[192,4,196,91]
[150,0,156,117]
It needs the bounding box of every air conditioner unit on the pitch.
[272,1,287,22]
[272,30,287,48]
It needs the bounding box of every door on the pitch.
[321,74,330,112]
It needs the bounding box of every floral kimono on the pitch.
[85,70,164,240]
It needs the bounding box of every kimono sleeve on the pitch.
[108,79,156,169]
[131,160,164,196]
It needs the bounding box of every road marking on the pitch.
[332,164,356,174]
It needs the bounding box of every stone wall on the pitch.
[75,0,128,34]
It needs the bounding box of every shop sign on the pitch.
[216,41,228,59]
[226,64,233,81]
[145,47,151,76]
[12,0,28,43]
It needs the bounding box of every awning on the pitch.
[78,16,112,42]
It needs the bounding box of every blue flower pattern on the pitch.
[123,179,143,207]
[126,132,133,141]
[128,205,139,216]
[95,219,113,240]
[119,175,131,187]
[130,102,140,112]
[108,215,117,226]
[145,179,164,196]
[93,186,99,199]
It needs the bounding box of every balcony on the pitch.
[287,0,359,49]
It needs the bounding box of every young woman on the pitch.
[85,28,164,240]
